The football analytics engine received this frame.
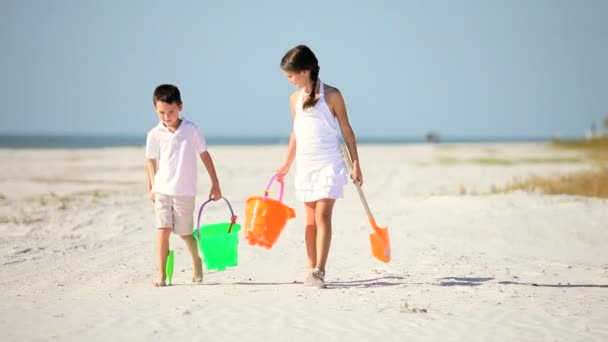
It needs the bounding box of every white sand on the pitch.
[0,143,607,341]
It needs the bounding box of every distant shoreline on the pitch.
[0,133,558,149]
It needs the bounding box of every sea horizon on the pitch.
[0,133,568,149]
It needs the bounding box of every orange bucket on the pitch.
[244,173,295,248]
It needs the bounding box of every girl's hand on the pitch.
[148,190,155,203]
[351,160,363,186]
[276,164,290,183]
[209,184,222,201]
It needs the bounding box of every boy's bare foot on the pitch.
[192,257,203,283]
[153,280,167,287]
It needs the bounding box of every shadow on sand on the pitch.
[167,276,607,289]
[181,276,409,289]
[435,276,607,289]
[436,277,494,287]
[325,276,408,289]
[496,280,608,288]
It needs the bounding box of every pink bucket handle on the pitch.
[264,173,285,202]
[195,197,238,239]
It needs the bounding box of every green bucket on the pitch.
[194,197,240,271]
[195,222,241,271]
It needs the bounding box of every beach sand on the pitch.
[0,143,606,341]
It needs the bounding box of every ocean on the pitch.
[0,134,551,149]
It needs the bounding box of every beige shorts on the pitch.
[154,193,195,236]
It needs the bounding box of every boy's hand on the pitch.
[148,190,155,203]
[209,184,222,201]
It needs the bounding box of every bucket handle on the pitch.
[195,197,238,239]
[263,173,285,202]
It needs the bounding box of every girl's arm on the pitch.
[327,87,363,186]
[279,131,296,172]
[277,92,299,180]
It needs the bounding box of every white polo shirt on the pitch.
[146,118,207,196]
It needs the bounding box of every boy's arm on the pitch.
[145,131,160,202]
[200,151,222,200]
[146,159,157,203]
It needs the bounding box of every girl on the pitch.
[277,45,363,289]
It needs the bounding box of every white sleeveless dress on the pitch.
[293,82,348,202]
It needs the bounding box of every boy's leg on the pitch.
[155,228,172,286]
[154,193,174,287]
[181,234,203,282]
[173,196,202,282]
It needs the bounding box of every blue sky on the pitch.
[1,0,607,139]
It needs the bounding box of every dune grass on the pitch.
[437,157,582,166]
[551,136,608,150]
[496,136,608,198]
[553,136,608,165]
[0,216,19,224]
[498,168,608,198]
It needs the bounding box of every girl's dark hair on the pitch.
[280,45,320,109]
[153,84,182,105]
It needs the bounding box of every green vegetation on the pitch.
[496,136,608,199]
[59,196,73,210]
[0,216,18,224]
[437,157,582,166]
[497,170,608,199]
[552,136,608,150]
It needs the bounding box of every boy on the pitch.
[146,84,222,287]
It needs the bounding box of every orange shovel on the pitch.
[341,144,391,263]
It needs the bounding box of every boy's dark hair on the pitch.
[280,45,320,109]
[153,84,182,105]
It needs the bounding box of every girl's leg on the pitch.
[181,234,203,282]
[314,198,336,273]
[155,228,172,286]
[304,201,317,269]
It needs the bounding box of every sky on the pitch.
[1,0,607,139]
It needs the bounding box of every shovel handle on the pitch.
[340,144,374,220]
